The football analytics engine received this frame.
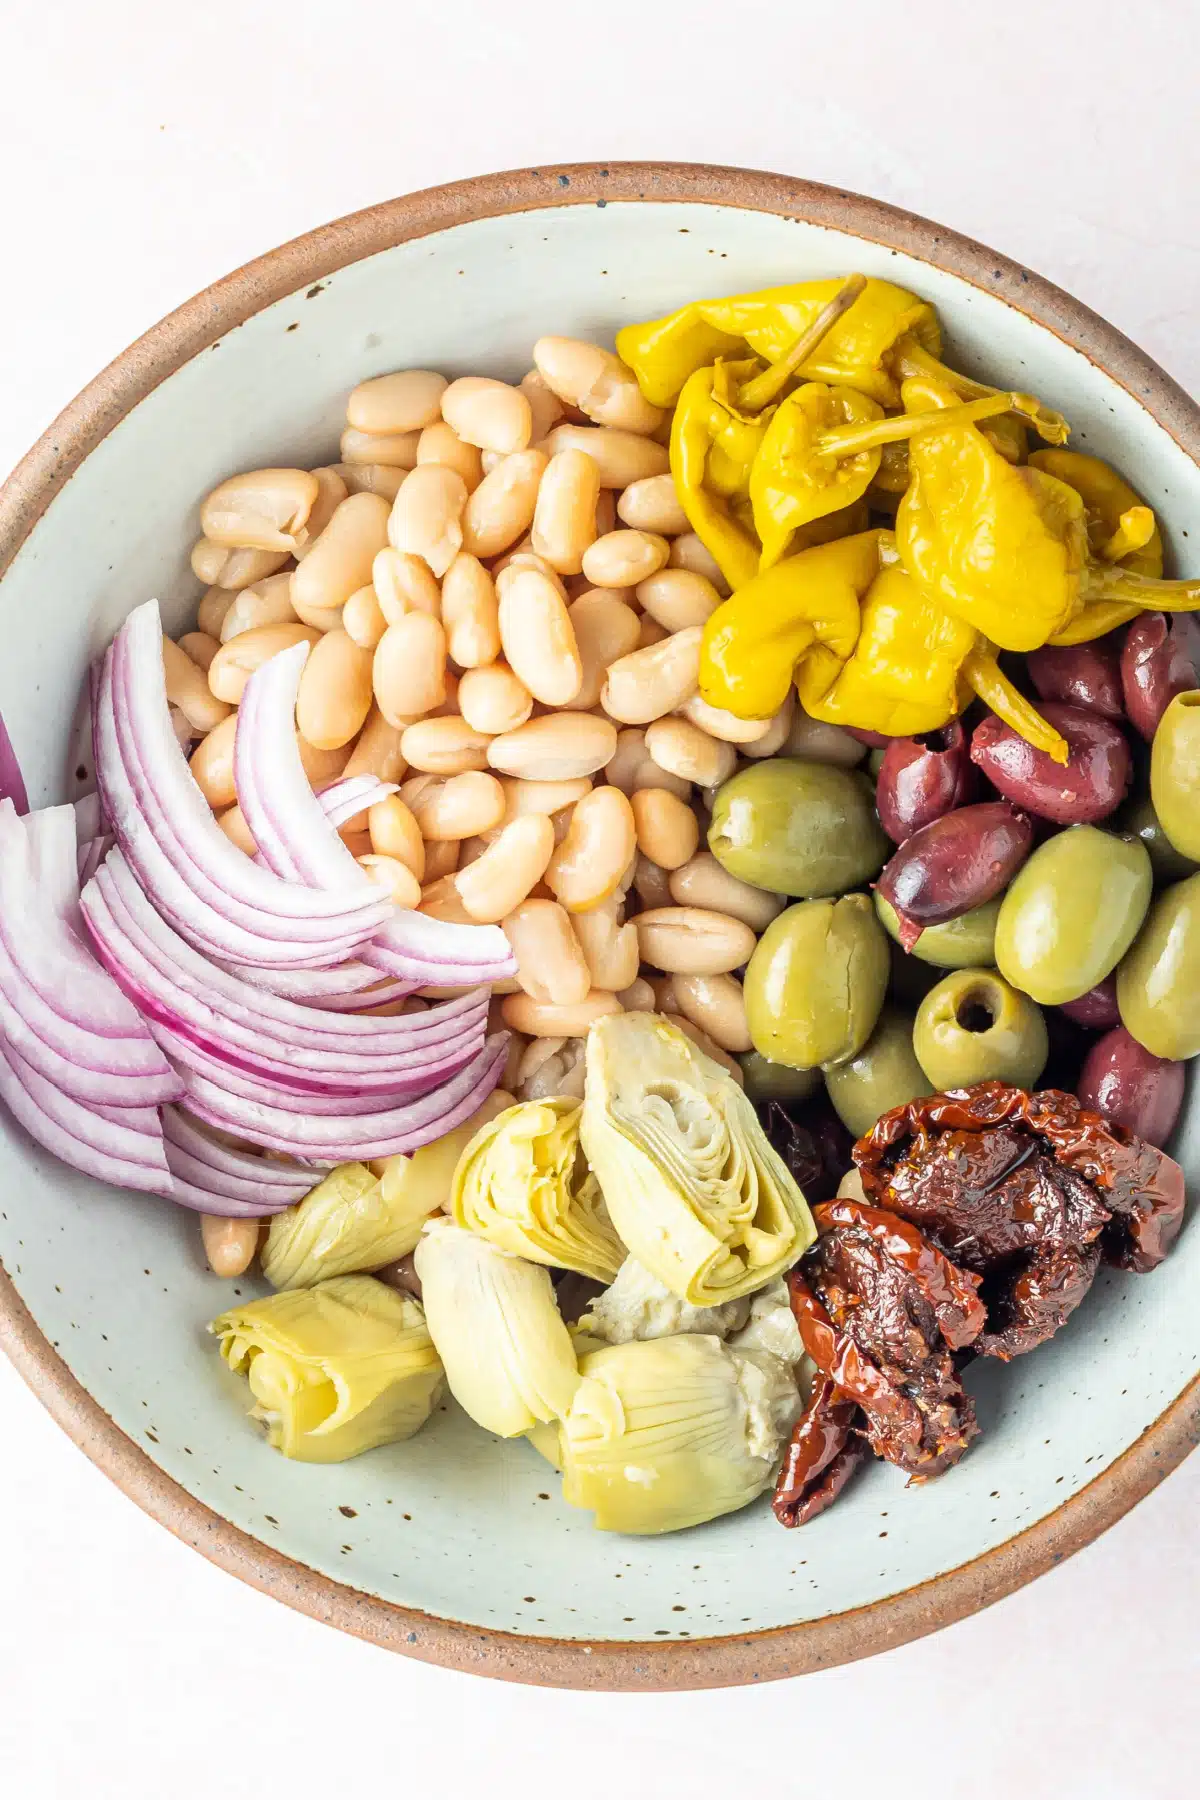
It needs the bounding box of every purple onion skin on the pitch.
[1077,1027,1185,1147]
[970,703,1131,824]
[1120,614,1198,742]
[1027,638,1124,720]
[876,722,973,843]
[1059,974,1121,1031]
[876,801,1034,948]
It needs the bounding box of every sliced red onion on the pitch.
[177,1034,508,1160]
[74,792,104,842]
[162,1108,327,1190]
[0,707,28,815]
[0,1043,173,1195]
[78,835,113,886]
[226,960,419,1010]
[318,775,397,830]
[1,1039,172,1180]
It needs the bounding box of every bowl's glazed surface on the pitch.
[0,164,1196,1688]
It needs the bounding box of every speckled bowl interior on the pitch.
[1,168,1197,1688]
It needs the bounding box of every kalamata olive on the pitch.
[970,703,1132,824]
[1149,690,1200,861]
[1120,614,1197,742]
[1077,1026,1185,1147]
[875,801,1033,949]
[1116,870,1200,1059]
[994,825,1152,1005]
[876,722,973,843]
[913,967,1048,1091]
[1058,973,1121,1030]
[1026,637,1124,720]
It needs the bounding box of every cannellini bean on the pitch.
[298,735,352,788]
[417,421,484,491]
[532,336,664,435]
[372,547,441,623]
[633,853,673,908]
[618,976,657,1013]
[645,716,736,789]
[422,837,462,880]
[340,426,420,470]
[497,568,582,706]
[288,593,344,633]
[594,489,617,538]
[504,898,592,1005]
[669,532,731,595]
[601,626,702,725]
[400,715,493,774]
[519,368,566,441]
[649,974,682,1013]
[784,706,867,766]
[671,972,752,1053]
[493,549,565,592]
[458,663,532,736]
[218,804,257,855]
[635,907,756,975]
[545,424,669,488]
[582,529,669,589]
[410,770,505,841]
[420,874,475,922]
[461,450,547,557]
[219,572,298,641]
[604,727,691,800]
[631,787,700,871]
[189,714,240,807]
[455,815,556,921]
[368,795,425,879]
[201,1214,261,1277]
[499,776,593,821]
[161,636,232,732]
[197,587,236,637]
[441,377,532,455]
[200,468,318,553]
[663,1013,745,1083]
[530,448,601,575]
[170,705,197,751]
[387,464,467,578]
[742,695,796,759]
[357,853,422,908]
[567,591,641,710]
[617,474,689,535]
[636,615,669,650]
[487,713,616,781]
[676,692,772,744]
[295,468,350,558]
[191,541,289,590]
[636,568,722,633]
[292,492,391,621]
[343,704,406,785]
[545,786,636,912]
[339,463,407,501]
[342,583,388,649]
[295,629,374,750]
[439,553,499,667]
[668,852,784,932]
[206,623,318,706]
[501,990,622,1038]
[348,370,448,435]
[178,631,220,672]
[372,613,447,724]
[571,897,640,992]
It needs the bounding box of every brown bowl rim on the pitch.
[0,160,1197,1690]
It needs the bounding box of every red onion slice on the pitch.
[0,1045,173,1196]
[0,1040,172,1181]
[162,1109,324,1189]
[318,775,397,831]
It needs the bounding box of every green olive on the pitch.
[825,1008,933,1138]
[744,894,889,1070]
[1116,871,1200,1059]
[887,938,943,1006]
[1116,792,1199,885]
[1150,691,1200,861]
[708,759,888,898]
[995,825,1152,1005]
[867,747,888,779]
[875,890,1001,968]
[913,968,1048,1091]
[738,1052,823,1104]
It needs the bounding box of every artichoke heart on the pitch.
[580,1013,816,1306]
[414,1219,580,1437]
[211,1275,443,1463]
[580,1256,751,1346]
[262,1095,511,1291]
[560,1334,801,1534]
[451,1096,624,1283]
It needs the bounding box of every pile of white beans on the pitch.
[169,336,868,1178]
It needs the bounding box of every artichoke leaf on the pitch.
[452,1096,624,1283]
[211,1275,443,1462]
[414,1219,580,1437]
[580,1014,816,1306]
[580,1256,751,1346]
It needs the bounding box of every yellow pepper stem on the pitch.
[1100,505,1157,563]
[891,333,1070,445]
[962,648,1069,764]
[1085,563,1200,612]
[815,392,1022,463]
[735,274,868,414]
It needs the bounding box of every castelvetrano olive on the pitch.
[1116,792,1199,885]
[913,967,1049,1090]
[1149,690,1200,861]
[875,891,1001,968]
[743,894,888,1071]
[739,1052,823,1104]
[708,759,888,898]
[1116,871,1200,1060]
[995,825,1152,1005]
[825,1008,933,1138]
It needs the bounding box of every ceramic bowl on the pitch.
[1,164,1197,1690]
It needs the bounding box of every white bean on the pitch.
[545,786,637,912]
[669,532,731,595]
[671,973,752,1053]
[499,776,593,821]
[201,1215,261,1277]
[571,898,639,992]
[676,692,773,744]
[340,426,421,469]
[545,424,669,487]
[373,546,441,623]
[601,626,702,725]
[407,771,505,842]
[347,370,447,435]
[294,468,350,558]
[387,464,467,578]
[200,468,318,553]
[505,898,592,1005]
[645,716,736,789]
[741,694,796,759]
[633,853,673,908]
[497,568,582,706]
[440,553,499,667]
[783,705,868,767]
[338,463,407,501]
[178,631,220,672]
[205,624,319,708]
[663,1014,745,1083]
[441,377,532,454]
[487,713,616,781]
[416,421,484,492]
[368,795,425,879]
[357,854,422,909]
[635,568,722,632]
[191,541,289,590]
[500,990,623,1038]
[618,976,657,1013]
[197,587,236,637]
[533,337,664,435]
[635,907,756,975]
[461,450,547,558]
[342,584,388,649]
[344,704,406,786]
[582,529,669,589]
[604,727,691,800]
[530,448,601,575]
[292,492,391,620]
[617,474,689,535]
[519,368,565,441]
[400,716,493,774]
[630,788,699,871]
[455,815,556,921]
[218,572,298,641]
[567,591,642,710]
[457,663,532,736]
[372,613,447,724]
[668,852,784,932]
[296,629,374,750]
